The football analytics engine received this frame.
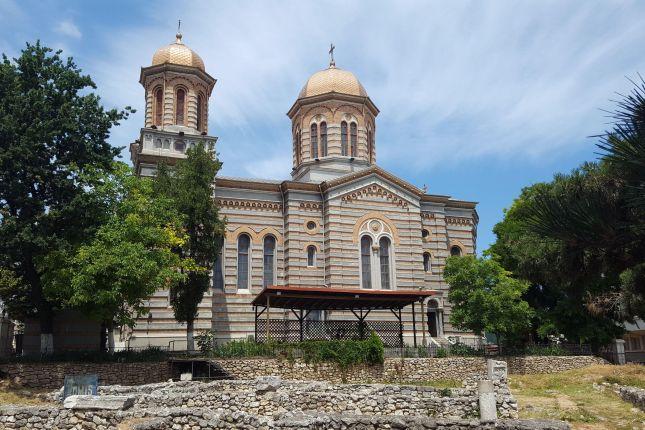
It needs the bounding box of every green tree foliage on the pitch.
[443,255,534,346]
[44,163,190,350]
[0,42,131,352]
[489,168,627,347]
[489,78,645,347]
[154,143,225,351]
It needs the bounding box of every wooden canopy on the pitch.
[251,285,436,311]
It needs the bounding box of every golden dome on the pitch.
[152,33,205,71]
[298,65,367,99]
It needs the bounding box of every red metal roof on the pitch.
[251,285,436,310]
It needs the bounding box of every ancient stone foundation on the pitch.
[0,377,568,429]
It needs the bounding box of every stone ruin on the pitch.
[0,360,570,429]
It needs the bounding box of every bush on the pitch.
[448,343,483,357]
[205,332,385,370]
[435,347,448,358]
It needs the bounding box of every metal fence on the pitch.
[384,341,593,358]
[256,319,403,347]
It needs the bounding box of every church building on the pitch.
[128,31,479,349]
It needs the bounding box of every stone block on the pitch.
[478,379,497,423]
[63,395,135,411]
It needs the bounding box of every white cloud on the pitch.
[70,0,645,177]
[55,20,81,39]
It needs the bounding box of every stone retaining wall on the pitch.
[618,385,645,411]
[216,356,606,383]
[0,362,171,389]
[0,407,570,430]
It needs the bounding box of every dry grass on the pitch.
[510,364,645,430]
[0,380,49,406]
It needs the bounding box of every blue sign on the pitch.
[63,374,98,399]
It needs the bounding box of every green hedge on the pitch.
[204,332,385,370]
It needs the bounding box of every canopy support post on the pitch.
[421,299,427,347]
[412,302,417,348]
[266,295,271,342]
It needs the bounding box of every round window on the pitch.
[422,229,430,238]
[306,221,317,231]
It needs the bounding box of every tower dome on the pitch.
[152,33,205,71]
[298,65,368,99]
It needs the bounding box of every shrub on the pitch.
[448,343,483,357]
[435,347,448,358]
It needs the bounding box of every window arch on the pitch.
[360,236,372,289]
[175,88,186,125]
[310,123,318,158]
[350,122,357,157]
[263,235,276,288]
[379,237,391,289]
[154,87,163,126]
[306,245,316,267]
[341,121,348,156]
[320,122,327,156]
[237,234,250,290]
[450,245,462,257]
[423,252,431,273]
[196,93,204,132]
[154,138,162,149]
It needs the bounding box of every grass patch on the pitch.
[397,378,462,389]
[511,364,645,430]
[0,381,49,406]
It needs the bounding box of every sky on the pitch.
[1,0,644,251]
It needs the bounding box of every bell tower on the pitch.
[130,28,217,176]
[287,46,379,183]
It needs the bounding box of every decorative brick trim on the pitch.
[217,199,283,212]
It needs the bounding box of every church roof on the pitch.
[298,65,368,99]
[152,33,205,71]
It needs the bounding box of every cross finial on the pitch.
[175,19,183,43]
[329,43,335,68]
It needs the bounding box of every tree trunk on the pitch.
[187,319,195,352]
[26,256,54,355]
[107,321,115,353]
[100,322,108,353]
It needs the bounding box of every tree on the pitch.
[489,167,628,347]
[0,42,131,352]
[44,163,189,351]
[154,143,225,351]
[443,255,534,346]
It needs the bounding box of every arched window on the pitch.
[175,88,186,125]
[154,87,163,126]
[213,250,224,290]
[350,122,357,157]
[320,122,327,156]
[237,234,250,290]
[294,129,301,165]
[310,123,318,158]
[174,140,185,153]
[379,237,391,289]
[263,236,275,288]
[162,139,170,149]
[422,229,430,239]
[423,252,431,273]
[307,245,316,267]
[196,93,204,132]
[154,138,162,149]
[450,245,462,257]
[360,236,372,289]
[367,129,373,163]
[341,121,348,156]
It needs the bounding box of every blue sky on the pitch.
[2,0,645,251]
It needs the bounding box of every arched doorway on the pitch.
[427,299,443,338]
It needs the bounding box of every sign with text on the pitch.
[63,374,98,399]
